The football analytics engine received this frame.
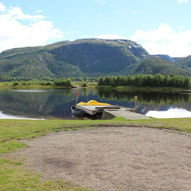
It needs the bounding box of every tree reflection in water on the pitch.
[0,88,190,118]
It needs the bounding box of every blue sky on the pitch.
[0,0,191,56]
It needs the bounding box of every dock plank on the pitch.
[103,107,149,120]
[76,105,149,120]
[76,105,120,116]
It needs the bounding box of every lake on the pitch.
[0,88,190,119]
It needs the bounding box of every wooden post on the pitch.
[134,95,138,109]
[75,92,79,105]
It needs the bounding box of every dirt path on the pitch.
[20,127,191,191]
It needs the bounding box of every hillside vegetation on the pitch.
[124,57,191,76]
[176,56,191,71]
[0,38,190,80]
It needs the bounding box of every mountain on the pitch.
[0,39,151,79]
[47,39,150,75]
[176,56,191,71]
[123,57,191,76]
[152,54,180,62]
[0,38,190,80]
[0,47,84,80]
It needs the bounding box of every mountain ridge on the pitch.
[0,38,190,80]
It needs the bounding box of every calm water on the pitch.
[0,88,190,119]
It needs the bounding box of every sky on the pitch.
[0,0,191,57]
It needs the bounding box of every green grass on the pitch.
[0,81,72,90]
[0,142,25,154]
[0,81,96,90]
[125,118,191,133]
[0,117,191,191]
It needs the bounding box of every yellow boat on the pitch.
[77,100,110,106]
[71,100,110,118]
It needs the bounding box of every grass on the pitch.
[0,142,25,154]
[0,81,72,90]
[0,80,96,90]
[125,118,191,133]
[0,117,191,191]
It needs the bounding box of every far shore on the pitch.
[0,81,190,93]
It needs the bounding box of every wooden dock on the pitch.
[76,105,120,116]
[76,105,149,120]
[102,107,149,120]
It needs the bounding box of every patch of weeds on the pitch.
[72,128,78,131]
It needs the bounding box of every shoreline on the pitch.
[97,85,190,93]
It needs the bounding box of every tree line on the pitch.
[6,79,72,88]
[98,74,191,89]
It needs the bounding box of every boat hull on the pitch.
[71,105,86,117]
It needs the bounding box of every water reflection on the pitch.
[97,87,191,105]
[146,108,191,118]
[12,89,52,93]
[0,89,74,118]
[0,110,43,120]
[97,87,191,118]
[0,88,190,119]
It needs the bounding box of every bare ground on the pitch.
[19,127,191,191]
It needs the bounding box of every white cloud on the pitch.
[130,24,191,57]
[177,0,189,3]
[96,24,191,57]
[0,2,64,52]
[96,0,107,6]
[8,7,44,20]
[0,2,6,11]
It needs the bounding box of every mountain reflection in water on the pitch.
[0,88,190,119]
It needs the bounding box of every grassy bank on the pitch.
[0,117,191,191]
[0,81,189,92]
[0,80,97,90]
[0,80,72,90]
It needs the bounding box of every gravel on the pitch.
[20,127,191,191]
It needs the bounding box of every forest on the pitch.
[98,74,191,89]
